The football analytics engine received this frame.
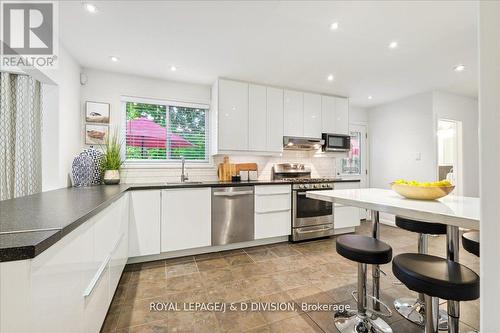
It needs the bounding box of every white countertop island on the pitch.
[307,188,480,230]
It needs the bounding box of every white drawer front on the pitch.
[255,210,291,239]
[83,265,110,333]
[255,193,290,213]
[255,185,291,195]
[334,181,360,190]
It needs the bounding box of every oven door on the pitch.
[293,189,333,227]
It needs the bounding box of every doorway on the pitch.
[437,119,463,195]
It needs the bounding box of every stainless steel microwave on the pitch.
[322,133,351,151]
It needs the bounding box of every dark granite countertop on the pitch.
[0,178,361,262]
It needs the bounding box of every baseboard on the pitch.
[127,236,289,264]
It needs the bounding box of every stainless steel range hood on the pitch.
[283,136,325,151]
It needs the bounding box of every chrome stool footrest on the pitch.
[394,297,449,330]
[334,310,393,333]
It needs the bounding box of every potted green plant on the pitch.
[101,131,123,185]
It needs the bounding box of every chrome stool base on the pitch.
[394,297,448,330]
[334,310,393,333]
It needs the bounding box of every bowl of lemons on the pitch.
[390,179,455,200]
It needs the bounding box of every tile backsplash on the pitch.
[121,151,339,184]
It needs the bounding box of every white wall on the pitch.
[349,106,368,123]
[40,46,82,191]
[433,91,479,196]
[479,1,500,330]
[368,92,436,189]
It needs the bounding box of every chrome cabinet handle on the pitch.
[296,226,333,234]
[213,191,253,197]
[255,208,290,214]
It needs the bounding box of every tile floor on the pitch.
[102,222,480,333]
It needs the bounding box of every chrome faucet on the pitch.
[180,157,189,182]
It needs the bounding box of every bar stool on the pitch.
[334,235,394,333]
[392,253,480,333]
[462,231,479,257]
[393,216,449,328]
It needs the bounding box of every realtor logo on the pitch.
[1,1,58,68]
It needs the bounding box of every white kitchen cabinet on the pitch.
[334,181,361,230]
[334,97,349,135]
[303,93,322,137]
[218,79,249,151]
[266,87,284,152]
[321,95,336,134]
[129,190,161,257]
[254,185,291,239]
[161,188,211,252]
[2,195,130,333]
[284,90,303,137]
[321,95,349,135]
[249,84,267,151]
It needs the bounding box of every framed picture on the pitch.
[86,101,110,123]
[85,124,109,145]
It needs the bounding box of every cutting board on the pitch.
[217,156,237,181]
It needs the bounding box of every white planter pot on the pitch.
[103,170,120,185]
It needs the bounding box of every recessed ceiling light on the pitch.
[110,56,119,62]
[368,95,373,100]
[170,65,177,72]
[327,74,334,81]
[330,22,339,31]
[84,3,97,13]
[389,41,398,49]
[453,64,466,72]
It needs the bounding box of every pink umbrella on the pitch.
[126,118,193,149]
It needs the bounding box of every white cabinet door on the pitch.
[249,84,267,151]
[283,90,303,136]
[321,95,336,133]
[161,188,211,252]
[218,79,249,151]
[334,97,349,135]
[266,87,284,152]
[254,185,291,239]
[303,93,322,137]
[334,206,360,229]
[129,190,161,257]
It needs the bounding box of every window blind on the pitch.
[124,99,209,162]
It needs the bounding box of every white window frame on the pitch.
[121,96,212,168]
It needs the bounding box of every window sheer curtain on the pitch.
[0,72,42,200]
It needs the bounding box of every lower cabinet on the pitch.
[254,185,291,239]
[1,194,130,333]
[333,181,361,230]
[161,188,211,252]
[129,190,161,257]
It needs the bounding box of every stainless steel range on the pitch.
[272,163,335,241]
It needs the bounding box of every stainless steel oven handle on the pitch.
[296,226,334,234]
[213,191,253,197]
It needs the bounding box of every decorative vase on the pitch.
[103,170,120,185]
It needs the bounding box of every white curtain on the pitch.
[0,72,42,200]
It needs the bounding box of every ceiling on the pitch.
[59,1,478,107]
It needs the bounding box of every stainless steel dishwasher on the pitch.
[212,186,254,245]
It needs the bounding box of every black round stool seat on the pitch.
[392,253,479,301]
[462,231,480,257]
[336,235,392,265]
[396,216,447,235]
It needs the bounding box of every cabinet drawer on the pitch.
[255,193,290,213]
[255,210,291,239]
[334,182,360,190]
[255,185,291,195]
[83,264,110,333]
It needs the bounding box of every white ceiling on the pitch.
[60,0,478,107]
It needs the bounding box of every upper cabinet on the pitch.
[266,87,284,152]
[283,90,303,137]
[213,78,349,154]
[321,95,349,135]
[248,84,267,151]
[218,79,249,151]
[303,93,322,137]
